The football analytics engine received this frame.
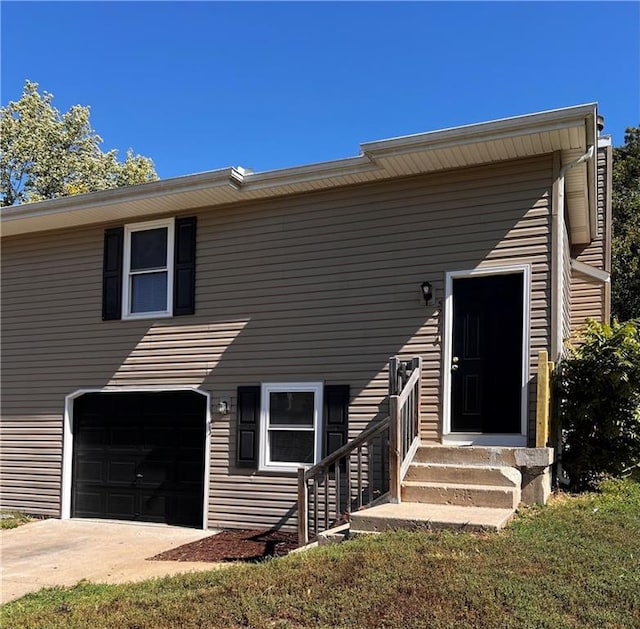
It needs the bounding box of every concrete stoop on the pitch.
[346,445,554,538]
[349,502,515,534]
[402,462,522,509]
[412,445,554,505]
[402,480,519,510]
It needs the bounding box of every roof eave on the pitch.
[361,102,598,157]
[1,103,600,238]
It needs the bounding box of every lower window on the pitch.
[259,382,323,472]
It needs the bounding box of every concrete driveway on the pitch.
[1,518,222,604]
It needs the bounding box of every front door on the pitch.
[450,272,523,434]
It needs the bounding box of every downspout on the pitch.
[551,145,595,362]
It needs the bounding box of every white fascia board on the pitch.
[559,110,597,246]
[584,110,598,237]
[241,154,378,191]
[0,157,381,236]
[361,103,598,157]
[570,258,610,283]
[2,103,599,238]
[1,168,237,226]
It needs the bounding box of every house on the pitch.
[0,105,611,537]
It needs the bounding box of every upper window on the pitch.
[259,382,323,472]
[122,219,174,319]
[102,216,196,321]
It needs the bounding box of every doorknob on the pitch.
[451,356,459,371]
[135,473,144,479]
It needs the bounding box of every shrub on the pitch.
[557,319,640,491]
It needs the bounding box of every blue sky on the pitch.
[2,2,639,179]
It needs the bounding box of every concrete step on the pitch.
[413,445,554,468]
[317,523,350,546]
[350,502,515,534]
[401,480,519,509]
[404,462,521,487]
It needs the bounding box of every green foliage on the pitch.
[557,319,640,490]
[0,81,158,206]
[3,481,640,628]
[612,126,640,320]
[0,511,32,529]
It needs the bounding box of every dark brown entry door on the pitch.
[72,391,206,527]
[451,273,523,433]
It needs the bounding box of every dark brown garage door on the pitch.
[72,391,206,527]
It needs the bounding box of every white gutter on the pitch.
[361,102,597,155]
[552,145,595,360]
[570,258,610,284]
[2,103,598,239]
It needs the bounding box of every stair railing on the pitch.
[297,355,422,546]
[389,355,422,501]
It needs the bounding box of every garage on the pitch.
[71,391,206,527]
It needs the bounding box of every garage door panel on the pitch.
[140,493,167,519]
[76,426,106,447]
[75,459,103,483]
[74,491,103,515]
[72,391,205,527]
[138,462,168,484]
[179,461,204,483]
[179,442,206,455]
[173,496,201,526]
[144,446,174,460]
[143,426,174,447]
[107,492,137,519]
[108,460,137,483]
[110,427,138,448]
[181,427,205,447]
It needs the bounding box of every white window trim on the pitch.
[259,382,323,473]
[441,264,531,446]
[122,218,174,320]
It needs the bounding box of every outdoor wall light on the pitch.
[218,398,230,415]
[420,281,433,305]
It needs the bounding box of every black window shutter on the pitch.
[173,216,197,316]
[102,227,124,320]
[236,386,260,468]
[323,385,349,458]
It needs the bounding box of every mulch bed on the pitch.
[149,528,299,563]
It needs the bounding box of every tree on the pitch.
[1,81,157,207]
[611,126,640,321]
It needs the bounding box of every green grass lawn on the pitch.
[0,511,33,530]
[3,479,639,629]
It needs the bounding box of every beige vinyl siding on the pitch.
[1,154,553,529]
[1,416,62,514]
[570,145,611,337]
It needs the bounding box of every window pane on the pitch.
[270,431,314,464]
[131,272,168,313]
[269,392,314,426]
[130,228,168,271]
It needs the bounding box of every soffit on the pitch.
[562,148,590,244]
